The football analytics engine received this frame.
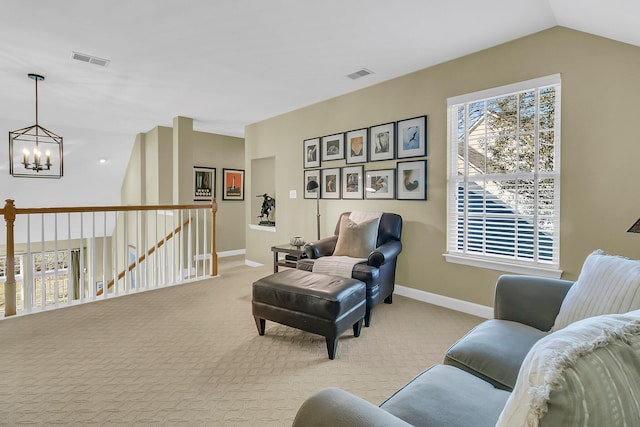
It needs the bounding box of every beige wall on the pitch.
[143,126,173,205]
[121,132,145,205]
[121,116,246,253]
[244,26,640,307]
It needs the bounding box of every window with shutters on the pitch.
[445,75,561,277]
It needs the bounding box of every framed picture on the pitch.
[222,168,244,200]
[304,169,321,199]
[397,116,427,158]
[369,122,395,162]
[321,167,341,199]
[341,165,364,200]
[345,128,368,164]
[303,137,320,169]
[365,168,396,200]
[397,160,427,200]
[321,133,345,161]
[193,166,215,201]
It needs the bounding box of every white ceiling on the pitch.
[1,0,638,207]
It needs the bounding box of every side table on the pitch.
[271,244,306,273]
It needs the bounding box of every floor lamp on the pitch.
[306,180,320,240]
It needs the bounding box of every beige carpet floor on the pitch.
[0,257,482,426]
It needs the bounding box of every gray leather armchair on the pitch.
[297,212,402,327]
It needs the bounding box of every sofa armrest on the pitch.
[494,274,574,331]
[368,240,402,268]
[293,388,412,427]
[304,236,338,259]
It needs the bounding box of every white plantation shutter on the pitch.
[445,75,561,277]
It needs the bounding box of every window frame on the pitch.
[444,74,562,278]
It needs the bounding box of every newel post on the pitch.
[3,199,17,316]
[210,197,218,276]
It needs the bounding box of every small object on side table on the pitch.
[290,236,305,247]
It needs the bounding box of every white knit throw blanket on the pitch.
[312,256,366,278]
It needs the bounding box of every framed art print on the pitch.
[321,167,341,199]
[369,122,395,162]
[304,169,321,199]
[365,168,395,200]
[193,166,215,201]
[303,137,320,168]
[345,128,368,164]
[397,160,427,200]
[341,165,364,199]
[321,133,345,161]
[397,116,427,158]
[222,168,244,200]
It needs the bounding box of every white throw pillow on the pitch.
[496,310,640,427]
[551,250,640,331]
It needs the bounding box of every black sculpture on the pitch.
[257,193,275,226]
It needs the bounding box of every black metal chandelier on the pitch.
[9,73,63,178]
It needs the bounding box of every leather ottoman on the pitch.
[252,269,366,359]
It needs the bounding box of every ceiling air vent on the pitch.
[72,51,110,67]
[347,68,373,80]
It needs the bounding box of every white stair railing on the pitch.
[0,199,218,316]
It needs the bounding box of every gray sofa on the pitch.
[292,271,640,426]
[444,275,573,391]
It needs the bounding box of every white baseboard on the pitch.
[244,259,264,268]
[395,285,493,319]
[193,249,245,262]
[217,249,262,267]
[218,249,246,258]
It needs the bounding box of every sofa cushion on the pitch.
[497,310,640,427]
[444,319,547,390]
[552,250,640,331]
[293,387,412,427]
[333,216,379,258]
[380,364,510,427]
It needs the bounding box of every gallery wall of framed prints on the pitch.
[302,115,428,200]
